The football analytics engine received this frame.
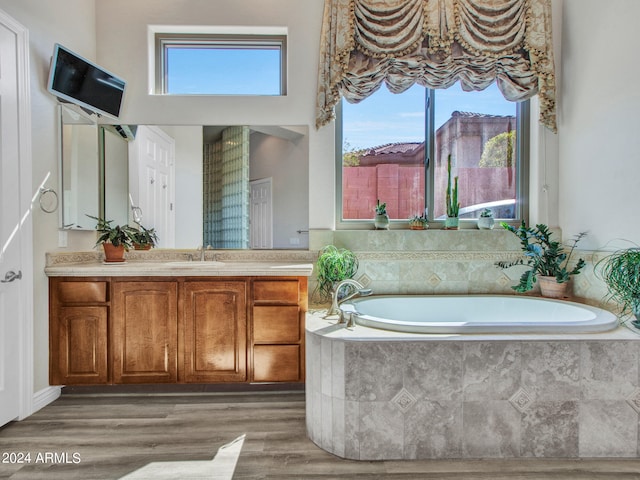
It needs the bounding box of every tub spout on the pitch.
[326,279,372,323]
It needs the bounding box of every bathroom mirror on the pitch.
[59,105,99,230]
[101,124,309,250]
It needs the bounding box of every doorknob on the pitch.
[1,270,22,283]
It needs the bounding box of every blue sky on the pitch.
[166,48,281,95]
[342,82,517,151]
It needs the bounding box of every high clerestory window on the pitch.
[154,32,287,95]
[336,82,529,227]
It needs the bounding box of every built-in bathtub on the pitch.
[340,295,618,334]
[306,297,640,460]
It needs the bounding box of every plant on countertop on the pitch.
[477,208,495,230]
[374,199,390,230]
[129,224,159,250]
[595,246,640,327]
[314,245,359,302]
[445,154,460,229]
[409,214,429,229]
[375,199,387,215]
[87,215,133,249]
[496,221,587,294]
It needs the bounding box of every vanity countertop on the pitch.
[45,250,315,277]
[45,260,314,277]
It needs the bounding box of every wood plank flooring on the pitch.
[1,391,640,479]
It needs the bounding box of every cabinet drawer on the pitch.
[253,345,300,382]
[253,280,299,303]
[253,306,300,343]
[57,281,107,303]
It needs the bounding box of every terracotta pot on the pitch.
[102,242,126,262]
[537,275,570,298]
[134,243,152,251]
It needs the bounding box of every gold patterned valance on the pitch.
[316,0,557,132]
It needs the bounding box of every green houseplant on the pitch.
[314,245,359,302]
[596,247,640,327]
[497,221,586,298]
[477,208,495,230]
[409,214,429,230]
[88,215,133,262]
[374,199,389,230]
[445,154,460,229]
[129,224,159,250]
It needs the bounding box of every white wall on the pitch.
[558,0,640,249]
[0,0,97,392]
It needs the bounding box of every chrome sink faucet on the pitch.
[326,279,372,324]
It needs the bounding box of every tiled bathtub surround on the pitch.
[306,313,640,460]
[308,229,613,311]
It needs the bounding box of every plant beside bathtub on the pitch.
[496,221,586,298]
[314,245,359,303]
[595,246,640,327]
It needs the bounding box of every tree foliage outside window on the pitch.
[479,131,516,168]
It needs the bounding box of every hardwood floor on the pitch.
[1,390,640,479]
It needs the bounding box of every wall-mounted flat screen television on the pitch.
[47,43,126,119]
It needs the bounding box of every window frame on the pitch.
[154,32,287,96]
[335,88,530,229]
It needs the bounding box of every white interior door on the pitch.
[250,178,273,249]
[0,11,30,427]
[129,126,175,247]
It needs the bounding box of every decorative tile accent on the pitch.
[509,387,534,413]
[357,273,372,288]
[625,388,640,413]
[391,388,417,413]
[428,273,442,287]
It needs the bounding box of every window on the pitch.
[337,83,529,227]
[155,33,287,95]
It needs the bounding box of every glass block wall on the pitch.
[203,126,250,248]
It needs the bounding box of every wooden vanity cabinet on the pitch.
[49,275,307,385]
[49,278,109,385]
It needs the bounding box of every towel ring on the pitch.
[39,187,59,213]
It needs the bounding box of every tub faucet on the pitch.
[326,279,373,323]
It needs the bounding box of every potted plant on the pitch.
[445,154,460,229]
[409,214,429,230]
[496,221,586,298]
[129,224,158,250]
[477,208,495,230]
[314,245,359,303]
[374,199,389,230]
[596,247,640,327]
[88,215,133,263]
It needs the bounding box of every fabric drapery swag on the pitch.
[316,0,556,132]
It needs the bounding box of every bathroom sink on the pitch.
[167,261,225,268]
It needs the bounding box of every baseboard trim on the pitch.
[32,386,61,413]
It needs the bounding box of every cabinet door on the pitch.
[182,281,247,382]
[112,281,178,384]
[50,306,108,385]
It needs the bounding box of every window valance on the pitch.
[316,0,556,132]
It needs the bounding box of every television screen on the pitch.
[47,43,126,119]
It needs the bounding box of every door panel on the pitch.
[182,281,247,382]
[112,281,178,383]
[0,17,23,426]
